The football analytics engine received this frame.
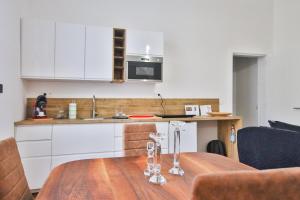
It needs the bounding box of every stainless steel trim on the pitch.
[126,55,163,63]
[125,55,163,82]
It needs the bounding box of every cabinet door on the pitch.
[85,26,113,81]
[17,141,51,158]
[22,157,51,190]
[169,122,197,153]
[52,124,114,155]
[21,18,55,78]
[155,122,169,149]
[15,125,52,141]
[127,29,163,56]
[55,22,85,79]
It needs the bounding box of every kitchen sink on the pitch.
[83,117,104,121]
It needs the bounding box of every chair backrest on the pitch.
[192,167,300,200]
[237,127,300,169]
[0,138,33,200]
[124,124,157,157]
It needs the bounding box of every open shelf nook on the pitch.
[112,28,126,82]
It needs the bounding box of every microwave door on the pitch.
[127,61,162,81]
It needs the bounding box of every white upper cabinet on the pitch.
[21,18,163,81]
[126,29,163,56]
[55,22,85,79]
[85,26,113,81]
[21,19,55,78]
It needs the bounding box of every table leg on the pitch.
[218,119,243,161]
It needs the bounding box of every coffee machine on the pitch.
[33,93,48,119]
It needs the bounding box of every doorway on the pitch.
[233,54,265,127]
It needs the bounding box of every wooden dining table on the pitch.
[36,153,255,200]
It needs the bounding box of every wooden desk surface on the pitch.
[37,153,254,200]
[15,116,242,126]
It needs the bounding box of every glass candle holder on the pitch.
[144,142,155,176]
[169,121,186,176]
[149,164,166,185]
[148,132,167,185]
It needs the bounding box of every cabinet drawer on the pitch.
[17,141,51,158]
[52,152,114,168]
[52,124,114,155]
[22,157,51,190]
[15,125,52,141]
[169,122,197,153]
[114,137,124,151]
[115,123,124,137]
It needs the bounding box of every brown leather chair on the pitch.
[192,167,300,200]
[0,137,33,200]
[124,123,157,157]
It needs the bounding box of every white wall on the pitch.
[21,0,274,112]
[0,0,26,139]
[265,0,300,125]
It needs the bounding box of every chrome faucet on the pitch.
[92,95,97,119]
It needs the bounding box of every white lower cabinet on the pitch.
[51,124,115,168]
[52,124,114,155]
[15,122,173,189]
[169,122,197,153]
[15,125,52,190]
[155,122,169,150]
[17,141,51,158]
[15,125,52,141]
[21,157,51,190]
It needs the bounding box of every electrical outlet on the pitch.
[0,84,3,93]
[154,85,161,96]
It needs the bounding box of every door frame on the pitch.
[232,52,266,126]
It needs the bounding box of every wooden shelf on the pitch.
[112,28,126,82]
[111,80,125,83]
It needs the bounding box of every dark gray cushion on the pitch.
[268,120,300,133]
[238,127,300,169]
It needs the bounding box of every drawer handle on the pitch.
[293,107,300,110]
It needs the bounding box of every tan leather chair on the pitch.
[0,137,33,200]
[192,167,300,200]
[124,123,157,157]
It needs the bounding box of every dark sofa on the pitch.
[238,126,300,169]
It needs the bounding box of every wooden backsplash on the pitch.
[26,98,219,119]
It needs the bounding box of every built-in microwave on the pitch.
[126,55,163,82]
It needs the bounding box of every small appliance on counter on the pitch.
[32,93,48,119]
[185,105,200,116]
[112,111,128,119]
